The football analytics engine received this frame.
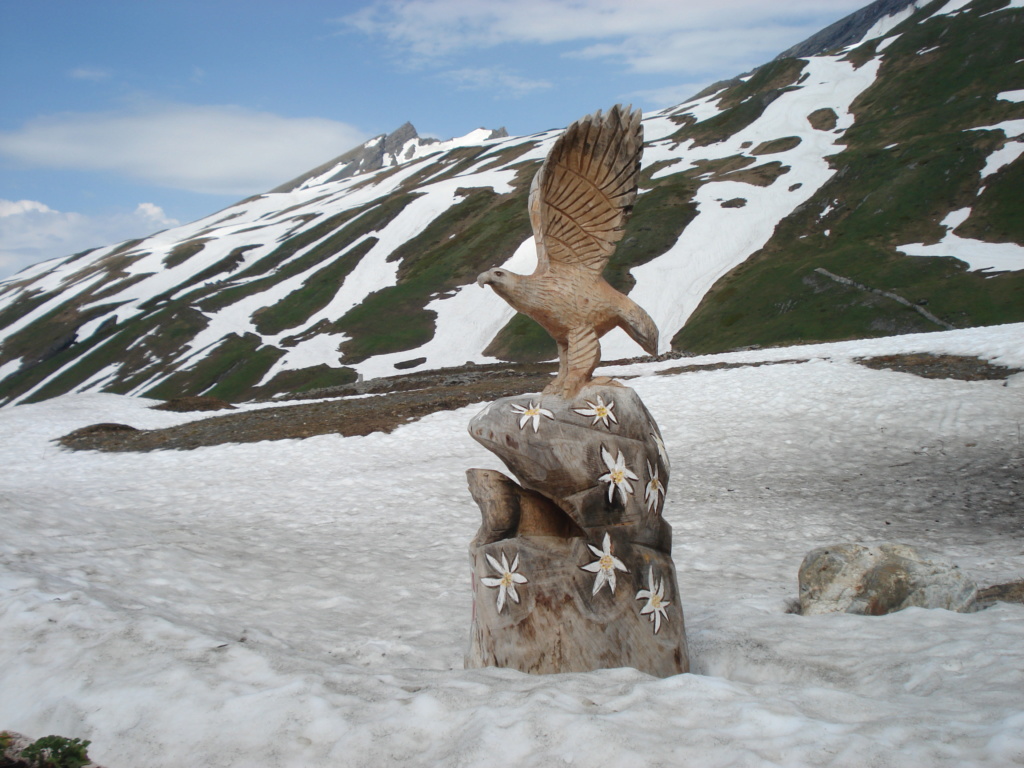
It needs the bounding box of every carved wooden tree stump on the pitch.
[465,383,689,677]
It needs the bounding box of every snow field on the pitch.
[1,325,1022,767]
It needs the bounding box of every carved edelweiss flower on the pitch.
[481,551,528,613]
[598,446,639,504]
[510,401,555,432]
[651,431,670,469]
[636,567,671,634]
[644,459,665,513]
[581,532,629,595]
[574,395,617,428]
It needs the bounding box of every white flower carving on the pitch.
[574,395,618,428]
[511,401,554,432]
[651,431,670,469]
[636,567,671,634]
[481,551,528,613]
[599,446,639,504]
[581,532,629,595]
[644,460,665,513]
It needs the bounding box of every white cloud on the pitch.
[0,199,179,280]
[566,23,825,75]
[0,199,55,217]
[442,67,552,97]
[0,102,369,196]
[342,0,867,73]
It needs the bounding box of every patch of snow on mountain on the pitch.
[667,91,729,130]
[8,333,127,405]
[69,361,122,393]
[193,188,467,371]
[353,236,540,378]
[0,358,22,383]
[475,130,560,169]
[876,33,902,52]
[256,333,352,387]
[980,140,1024,179]
[970,118,1024,144]
[998,89,1024,103]
[897,209,1024,273]
[612,54,883,357]
[0,272,107,348]
[857,2,921,42]
[933,0,973,16]
[641,113,684,143]
[404,128,507,163]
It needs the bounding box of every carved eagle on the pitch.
[477,105,658,398]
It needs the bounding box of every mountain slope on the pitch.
[1,0,1021,406]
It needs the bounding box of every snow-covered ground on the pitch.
[2,324,1023,767]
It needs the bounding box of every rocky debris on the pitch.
[152,396,236,412]
[798,543,979,616]
[465,384,688,677]
[281,361,559,402]
[654,358,808,377]
[57,369,557,453]
[976,580,1024,608]
[58,422,139,443]
[855,353,1023,381]
[54,352,1019,454]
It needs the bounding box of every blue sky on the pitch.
[0,0,867,279]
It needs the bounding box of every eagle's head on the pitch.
[476,268,523,306]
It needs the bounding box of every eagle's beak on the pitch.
[477,271,491,287]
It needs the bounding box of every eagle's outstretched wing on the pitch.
[528,105,644,276]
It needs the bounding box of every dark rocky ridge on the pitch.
[776,0,918,59]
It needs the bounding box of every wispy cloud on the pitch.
[441,67,552,97]
[566,23,828,76]
[343,0,866,75]
[0,199,179,280]
[69,67,113,82]
[0,102,368,196]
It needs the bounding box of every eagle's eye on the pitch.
[494,270,505,277]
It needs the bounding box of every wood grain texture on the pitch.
[465,384,688,677]
[477,105,657,399]
[467,535,688,677]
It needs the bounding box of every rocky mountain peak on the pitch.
[271,121,508,193]
[776,0,917,59]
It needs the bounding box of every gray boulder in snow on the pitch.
[798,543,979,616]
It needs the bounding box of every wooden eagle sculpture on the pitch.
[477,105,658,398]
